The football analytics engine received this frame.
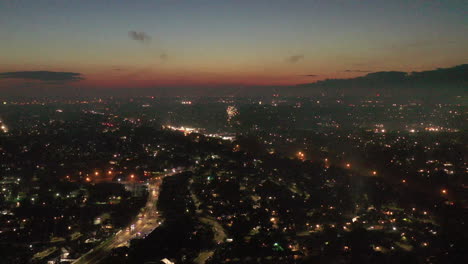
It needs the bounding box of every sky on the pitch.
[0,0,467,90]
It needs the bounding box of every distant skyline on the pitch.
[0,0,467,91]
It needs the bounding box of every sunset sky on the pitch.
[0,0,467,89]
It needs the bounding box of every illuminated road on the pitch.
[73,170,181,264]
[189,179,227,264]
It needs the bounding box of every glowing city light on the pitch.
[296,151,305,161]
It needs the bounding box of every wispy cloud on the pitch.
[286,55,304,63]
[389,40,458,50]
[0,71,84,82]
[343,69,371,73]
[160,53,168,61]
[128,31,151,43]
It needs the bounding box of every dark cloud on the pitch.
[286,55,304,63]
[160,53,168,61]
[0,71,84,82]
[296,64,468,96]
[343,69,371,73]
[128,31,151,43]
[302,74,318,77]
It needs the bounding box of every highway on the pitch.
[73,170,180,264]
